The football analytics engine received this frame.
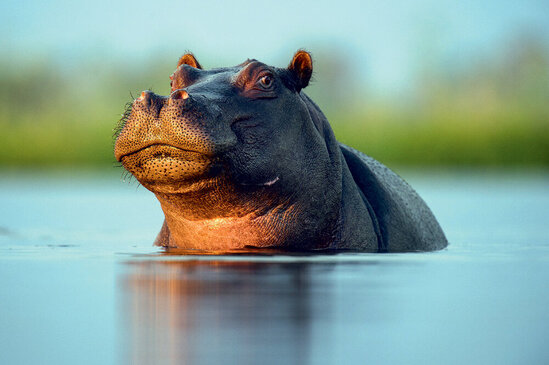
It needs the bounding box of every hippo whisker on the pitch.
[120,169,139,186]
[113,101,133,140]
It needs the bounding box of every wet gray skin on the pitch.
[114,51,448,252]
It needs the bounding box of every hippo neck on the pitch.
[153,191,338,250]
[153,172,379,251]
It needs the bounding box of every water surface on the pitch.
[1,170,548,364]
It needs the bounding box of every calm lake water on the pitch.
[1,169,548,365]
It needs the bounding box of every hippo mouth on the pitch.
[118,143,222,186]
[116,142,208,162]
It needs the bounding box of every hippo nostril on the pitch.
[136,90,155,107]
[171,89,189,100]
[137,90,151,100]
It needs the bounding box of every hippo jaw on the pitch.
[117,143,221,193]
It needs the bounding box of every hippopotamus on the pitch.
[114,50,447,252]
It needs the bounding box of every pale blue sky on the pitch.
[1,0,548,93]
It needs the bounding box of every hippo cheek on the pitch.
[227,122,305,188]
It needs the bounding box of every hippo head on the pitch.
[114,51,346,250]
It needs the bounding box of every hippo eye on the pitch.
[258,74,273,89]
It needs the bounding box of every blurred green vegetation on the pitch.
[1,36,548,169]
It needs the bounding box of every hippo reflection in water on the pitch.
[114,50,447,252]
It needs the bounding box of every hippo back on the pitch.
[340,144,448,252]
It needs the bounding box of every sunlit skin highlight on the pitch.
[156,199,301,250]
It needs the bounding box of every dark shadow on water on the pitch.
[0,226,16,237]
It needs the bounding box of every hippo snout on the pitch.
[115,89,237,157]
[114,87,238,185]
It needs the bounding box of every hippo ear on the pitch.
[177,53,202,69]
[288,50,313,92]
